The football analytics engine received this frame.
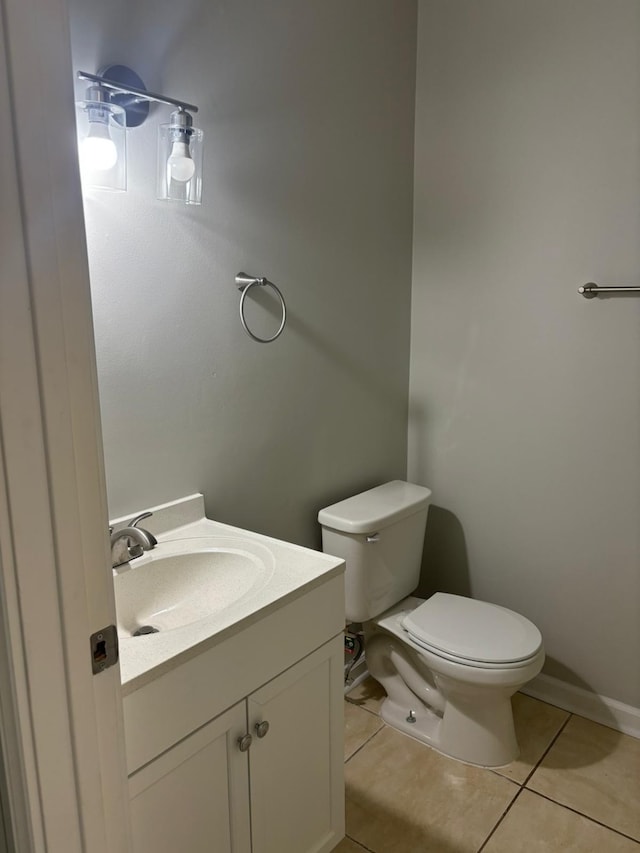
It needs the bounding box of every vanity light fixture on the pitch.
[76,65,203,204]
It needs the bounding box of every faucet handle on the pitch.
[127,511,158,546]
[128,511,152,528]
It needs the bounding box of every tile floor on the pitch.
[335,678,640,853]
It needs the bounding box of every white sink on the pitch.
[110,494,344,689]
[114,537,275,638]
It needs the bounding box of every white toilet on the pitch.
[318,480,544,767]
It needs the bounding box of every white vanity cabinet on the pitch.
[123,572,345,853]
[129,701,251,853]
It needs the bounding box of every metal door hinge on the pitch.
[90,625,119,674]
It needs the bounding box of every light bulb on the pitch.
[80,121,118,172]
[167,140,196,182]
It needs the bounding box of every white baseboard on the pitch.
[522,674,640,740]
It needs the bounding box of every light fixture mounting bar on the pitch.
[77,70,199,114]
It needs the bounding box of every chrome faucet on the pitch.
[110,511,157,568]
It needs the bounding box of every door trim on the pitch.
[0,0,131,849]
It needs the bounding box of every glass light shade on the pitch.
[157,122,203,205]
[75,100,126,191]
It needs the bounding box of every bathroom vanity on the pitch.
[114,495,345,853]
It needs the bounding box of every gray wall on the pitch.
[69,1,417,546]
[71,0,640,709]
[409,0,640,707]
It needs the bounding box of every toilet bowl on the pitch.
[318,480,545,767]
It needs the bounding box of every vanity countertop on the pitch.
[112,494,344,694]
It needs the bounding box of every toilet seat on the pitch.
[402,593,542,667]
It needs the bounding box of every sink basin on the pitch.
[114,537,275,638]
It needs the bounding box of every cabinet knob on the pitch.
[237,733,253,752]
[254,720,270,739]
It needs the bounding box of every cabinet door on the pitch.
[248,635,344,853]
[128,701,251,853]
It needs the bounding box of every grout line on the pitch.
[485,711,572,787]
[483,710,573,787]
[521,712,573,787]
[344,720,386,765]
[344,698,383,719]
[525,790,640,846]
[476,712,574,852]
[476,786,525,852]
[342,706,384,852]
[344,834,376,852]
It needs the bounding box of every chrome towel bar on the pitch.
[235,272,287,343]
[578,282,640,299]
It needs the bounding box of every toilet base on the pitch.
[379,686,519,767]
[378,696,442,752]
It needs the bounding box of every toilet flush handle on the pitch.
[366,533,380,543]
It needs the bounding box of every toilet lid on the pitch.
[402,593,542,664]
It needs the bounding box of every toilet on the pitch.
[318,480,544,767]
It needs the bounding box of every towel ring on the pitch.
[235,272,287,343]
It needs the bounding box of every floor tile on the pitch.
[493,693,570,783]
[344,701,384,761]
[482,789,640,852]
[345,676,386,715]
[527,715,640,841]
[333,836,370,852]
[345,726,518,852]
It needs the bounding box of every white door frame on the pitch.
[0,0,131,850]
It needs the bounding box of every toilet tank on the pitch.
[318,481,431,623]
